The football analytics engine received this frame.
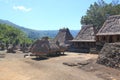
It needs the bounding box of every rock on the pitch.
[97,43,120,69]
[77,61,89,65]
[63,62,78,66]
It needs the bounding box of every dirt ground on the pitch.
[0,51,120,80]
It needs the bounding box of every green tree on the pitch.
[81,0,120,30]
[0,24,32,46]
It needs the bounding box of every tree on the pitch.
[81,0,120,30]
[0,24,33,46]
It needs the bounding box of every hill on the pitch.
[0,24,32,46]
[0,19,79,39]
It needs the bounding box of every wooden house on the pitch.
[96,15,120,43]
[30,37,60,56]
[54,28,73,50]
[71,25,96,53]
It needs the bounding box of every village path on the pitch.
[0,52,104,80]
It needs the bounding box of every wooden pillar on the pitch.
[102,36,104,42]
[107,36,109,42]
[99,36,101,42]
[86,42,88,48]
[78,42,80,48]
[81,42,83,47]
[73,42,75,46]
[103,36,105,42]
[109,36,112,43]
[89,42,91,47]
[118,35,120,42]
[96,36,99,42]
[112,35,114,43]
[74,42,76,47]
[113,35,117,42]
[108,36,110,43]
[83,42,85,47]
[84,42,86,47]
[78,42,80,47]
[115,35,117,42]
[116,35,118,42]
[79,42,81,47]
[104,35,106,42]
[77,42,79,47]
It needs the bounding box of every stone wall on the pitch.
[97,43,120,69]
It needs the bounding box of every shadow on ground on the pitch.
[47,54,67,57]
[32,57,49,61]
[31,54,67,61]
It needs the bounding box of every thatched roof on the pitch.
[30,37,59,55]
[72,25,95,42]
[48,40,60,52]
[97,15,120,36]
[54,28,73,46]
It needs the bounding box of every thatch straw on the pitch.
[97,15,120,36]
[72,25,96,42]
[30,37,60,55]
[54,28,73,48]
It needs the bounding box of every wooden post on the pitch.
[106,35,109,43]
[109,36,112,43]
[96,36,98,42]
[113,35,117,42]
[99,36,102,42]
[118,35,120,42]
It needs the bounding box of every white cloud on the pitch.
[13,6,32,12]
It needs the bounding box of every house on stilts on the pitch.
[96,15,120,51]
[54,28,73,51]
[71,25,96,53]
[30,28,73,57]
[30,37,60,57]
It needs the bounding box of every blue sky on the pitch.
[0,0,112,30]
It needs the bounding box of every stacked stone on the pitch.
[97,43,120,69]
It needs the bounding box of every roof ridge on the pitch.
[97,15,120,35]
[73,25,95,41]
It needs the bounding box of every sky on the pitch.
[0,0,112,30]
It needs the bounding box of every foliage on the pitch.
[0,19,79,39]
[81,0,120,30]
[0,24,32,45]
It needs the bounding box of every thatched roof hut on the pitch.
[96,15,120,43]
[72,25,95,42]
[30,37,60,56]
[54,28,73,49]
[97,15,120,36]
[71,25,96,53]
[48,40,60,53]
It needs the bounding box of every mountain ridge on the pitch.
[0,19,79,39]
